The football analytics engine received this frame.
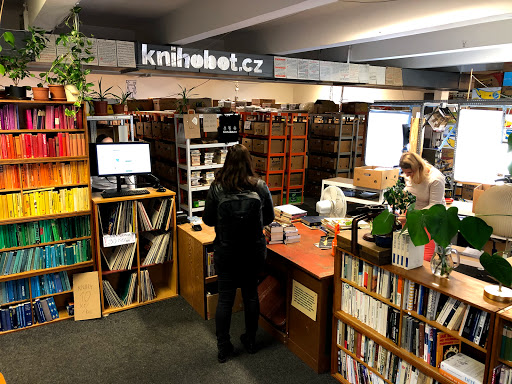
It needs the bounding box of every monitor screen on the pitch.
[95,142,151,177]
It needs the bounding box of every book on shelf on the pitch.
[18,161,89,189]
[492,364,512,384]
[140,270,156,302]
[300,215,325,228]
[99,201,134,236]
[500,324,512,361]
[273,204,307,223]
[206,250,215,277]
[31,296,59,325]
[436,332,461,367]
[137,198,174,231]
[0,301,33,331]
[30,271,71,298]
[439,353,485,384]
[0,278,29,304]
[101,242,136,271]
[0,132,86,159]
[140,232,172,265]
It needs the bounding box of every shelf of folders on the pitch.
[92,189,178,316]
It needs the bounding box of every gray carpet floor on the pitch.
[0,296,339,384]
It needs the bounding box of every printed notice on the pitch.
[298,59,309,80]
[308,60,320,81]
[97,39,118,67]
[116,40,136,68]
[339,63,350,82]
[36,34,57,63]
[320,61,333,81]
[274,57,287,78]
[202,114,218,132]
[244,120,252,131]
[73,272,101,321]
[103,232,136,248]
[348,63,359,83]
[291,279,318,321]
[359,64,370,84]
[286,58,298,79]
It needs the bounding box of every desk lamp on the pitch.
[474,183,512,302]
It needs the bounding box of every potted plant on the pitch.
[111,86,132,114]
[40,6,95,115]
[0,27,48,99]
[89,78,113,116]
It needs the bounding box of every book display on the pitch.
[0,100,93,334]
[490,305,512,384]
[333,235,511,384]
[92,188,177,315]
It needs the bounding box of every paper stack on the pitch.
[283,223,300,244]
[264,222,284,244]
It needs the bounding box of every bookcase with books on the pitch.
[92,188,177,315]
[0,100,93,334]
[489,305,512,384]
[333,237,511,384]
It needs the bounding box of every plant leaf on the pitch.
[372,210,395,235]
[459,216,493,250]
[480,252,512,287]
[0,64,4,76]
[424,204,459,248]
[3,31,15,46]
[405,209,430,246]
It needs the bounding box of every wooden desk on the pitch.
[264,223,334,373]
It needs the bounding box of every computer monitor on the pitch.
[90,142,152,193]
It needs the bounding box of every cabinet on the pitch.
[92,188,177,315]
[177,223,243,320]
[0,100,93,334]
[333,230,510,384]
[284,113,308,205]
[490,305,512,383]
[306,113,365,197]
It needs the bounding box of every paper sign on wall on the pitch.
[202,114,218,133]
[274,57,287,78]
[36,34,57,63]
[97,39,118,67]
[183,114,201,138]
[103,232,136,248]
[73,272,101,321]
[116,40,136,68]
[291,279,318,321]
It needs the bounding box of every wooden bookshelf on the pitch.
[332,232,511,384]
[489,305,512,380]
[0,100,93,335]
[92,188,178,315]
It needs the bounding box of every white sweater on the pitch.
[404,166,446,210]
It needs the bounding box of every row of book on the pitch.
[0,297,59,332]
[137,198,174,231]
[140,270,156,302]
[341,252,402,305]
[0,239,91,276]
[103,273,138,308]
[0,216,90,249]
[336,320,439,384]
[206,250,215,277]
[24,105,79,131]
[140,232,172,265]
[337,349,437,384]
[99,201,134,236]
[101,243,136,271]
[341,282,400,343]
[403,279,491,347]
[0,133,86,159]
[264,222,301,244]
[15,161,88,189]
[0,187,90,219]
[493,364,512,384]
[0,278,28,304]
[500,324,512,361]
[30,272,72,298]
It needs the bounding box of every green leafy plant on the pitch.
[0,31,15,75]
[174,84,198,114]
[89,78,114,101]
[39,6,95,116]
[0,28,48,86]
[111,86,132,104]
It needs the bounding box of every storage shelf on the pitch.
[0,210,91,225]
[205,275,217,284]
[180,203,204,213]
[498,358,512,368]
[340,277,401,310]
[0,260,94,283]
[0,129,85,133]
[33,289,73,300]
[0,156,89,165]
[336,343,392,384]
[1,235,92,253]
[177,142,237,150]
[0,311,72,336]
[102,265,138,276]
[179,183,211,192]
[20,183,89,192]
[177,163,223,171]
[0,298,30,307]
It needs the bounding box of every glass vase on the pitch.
[430,244,460,278]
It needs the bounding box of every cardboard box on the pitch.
[271,193,281,207]
[161,123,175,141]
[322,156,350,170]
[155,141,176,162]
[189,98,213,108]
[308,169,336,182]
[266,174,283,188]
[353,166,399,189]
[152,98,178,111]
[271,122,285,136]
[151,121,162,138]
[341,124,353,135]
[285,173,303,187]
[251,98,275,106]
[322,140,351,153]
[206,288,243,320]
[289,155,304,170]
[305,183,322,197]
[252,156,284,172]
[242,137,252,151]
[308,155,322,168]
[285,189,303,204]
[461,183,478,201]
[252,139,285,154]
[472,184,494,212]
[323,124,340,137]
[354,156,364,167]
[313,100,338,114]
[143,122,152,137]
[310,123,324,136]
[127,99,153,112]
[341,102,369,115]
[291,122,307,136]
[309,138,323,152]
[135,121,144,136]
[289,139,306,153]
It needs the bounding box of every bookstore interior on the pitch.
[1,1,512,384]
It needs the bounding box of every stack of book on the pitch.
[273,204,307,224]
[264,222,284,244]
[300,215,325,228]
[283,224,300,244]
[439,353,485,384]
[102,272,138,308]
[0,301,32,331]
[493,365,512,384]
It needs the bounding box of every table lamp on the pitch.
[474,183,512,302]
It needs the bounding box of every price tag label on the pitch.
[103,232,136,248]
[244,121,252,131]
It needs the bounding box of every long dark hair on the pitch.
[215,144,257,192]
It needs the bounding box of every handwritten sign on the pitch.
[103,232,136,248]
[291,279,318,321]
[73,272,101,321]
[202,114,218,132]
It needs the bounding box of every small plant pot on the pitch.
[48,85,67,101]
[113,103,125,114]
[93,100,109,116]
[64,84,79,102]
[374,234,393,248]
[6,86,27,100]
[32,87,50,101]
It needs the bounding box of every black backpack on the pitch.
[216,189,263,243]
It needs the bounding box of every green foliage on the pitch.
[111,86,133,104]
[459,216,493,250]
[383,178,416,214]
[174,84,198,114]
[403,209,430,245]
[423,205,460,248]
[89,78,113,101]
[480,252,512,287]
[372,210,396,235]
[0,28,47,85]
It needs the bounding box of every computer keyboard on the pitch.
[101,188,150,198]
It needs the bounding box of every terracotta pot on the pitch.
[48,85,66,101]
[32,87,50,101]
[93,100,109,116]
[113,103,125,114]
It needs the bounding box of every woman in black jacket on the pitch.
[203,144,274,363]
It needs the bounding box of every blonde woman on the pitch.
[399,152,446,260]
